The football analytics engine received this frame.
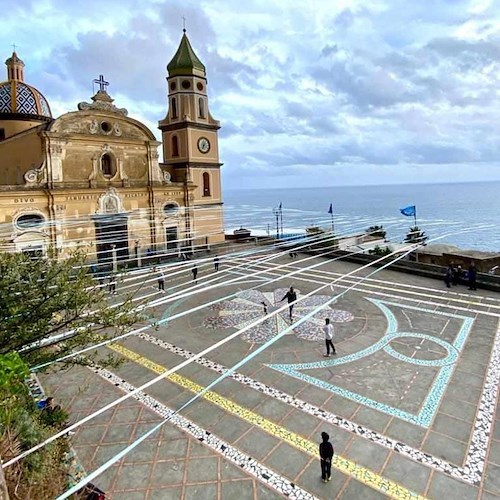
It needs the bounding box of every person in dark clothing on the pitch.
[280,286,297,320]
[192,264,198,283]
[453,265,463,286]
[319,431,334,483]
[444,265,453,288]
[468,263,477,290]
[214,256,220,271]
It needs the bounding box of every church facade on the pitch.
[0,32,224,264]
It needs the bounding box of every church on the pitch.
[0,32,224,265]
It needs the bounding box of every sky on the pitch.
[1,0,500,189]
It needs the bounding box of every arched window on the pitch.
[203,172,211,197]
[198,98,205,119]
[172,136,179,157]
[101,154,115,178]
[171,97,178,119]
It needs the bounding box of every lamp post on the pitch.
[135,240,141,267]
[111,244,117,273]
[272,208,280,239]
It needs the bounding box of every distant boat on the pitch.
[233,227,251,237]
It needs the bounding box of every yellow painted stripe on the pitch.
[109,342,426,500]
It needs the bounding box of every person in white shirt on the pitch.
[155,267,165,292]
[323,318,336,356]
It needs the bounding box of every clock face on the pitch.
[198,137,210,154]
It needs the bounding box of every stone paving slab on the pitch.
[36,253,500,499]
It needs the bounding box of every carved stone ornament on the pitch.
[163,171,172,184]
[89,119,98,134]
[96,188,125,215]
[102,144,112,153]
[113,123,122,136]
[24,170,38,184]
[77,89,128,116]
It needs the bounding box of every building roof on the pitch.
[418,243,461,255]
[0,80,52,117]
[167,31,206,76]
[0,52,52,119]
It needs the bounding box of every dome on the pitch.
[0,51,52,119]
[0,80,52,118]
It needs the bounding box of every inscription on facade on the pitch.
[14,198,35,203]
[65,195,98,201]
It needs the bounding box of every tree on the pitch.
[368,245,391,256]
[0,249,146,369]
[404,226,428,245]
[366,225,386,239]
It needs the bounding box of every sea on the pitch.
[222,181,500,252]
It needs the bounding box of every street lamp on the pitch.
[272,207,280,239]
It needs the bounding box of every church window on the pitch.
[197,82,203,91]
[16,213,45,230]
[171,98,178,119]
[101,153,116,178]
[170,81,176,91]
[181,80,191,89]
[163,203,179,216]
[198,98,205,119]
[0,128,5,141]
[172,136,179,157]
[100,121,112,134]
[203,172,211,197]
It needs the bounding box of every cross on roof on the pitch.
[182,16,186,32]
[11,43,17,52]
[93,74,109,92]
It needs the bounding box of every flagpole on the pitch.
[414,205,417,227]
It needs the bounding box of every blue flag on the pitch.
[400,205,416,217]
[279,202,282,210]
[328,203,333,214]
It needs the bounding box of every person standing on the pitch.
[214,255,220,271]
[319,432,334,483]
[108,274,116,294]
[156,267,165,292]
[261,301,268,315]
[468,263,477,290]
[323,318,336,356]
[453,264,463,286]
[192,264,198,283]
[280,286,297,321]
[444,264,453,288]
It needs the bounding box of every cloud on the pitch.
[1,0,500,188]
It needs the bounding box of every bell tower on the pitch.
[159,30,224,246]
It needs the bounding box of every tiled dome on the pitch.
[0,51,52,118]
[0,80,52,117]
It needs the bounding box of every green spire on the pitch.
[167,31,205,76]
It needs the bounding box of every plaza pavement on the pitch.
[39,252,500,499]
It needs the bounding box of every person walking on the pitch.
[323,318,336,356]
[280,286,297,321]
[192,264,198,283]
[214,255,220,271]
[319,432,334,483]
[468,263,477,290]
[261,301,268,315]
[156,267,165,292]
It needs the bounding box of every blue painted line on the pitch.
[267,298,475,427]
